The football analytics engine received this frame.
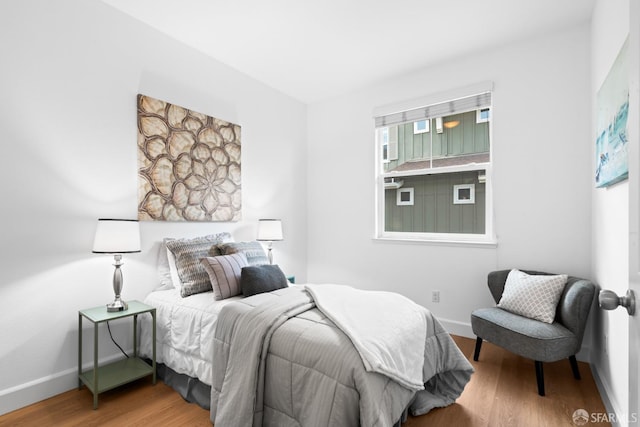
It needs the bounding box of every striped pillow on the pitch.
[201,253,248,300]
[165,233,232,297]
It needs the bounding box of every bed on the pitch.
[138,286,240,407]
[138,233,473,425]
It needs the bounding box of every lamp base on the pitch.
[267,246,274,265]
[106,298,128,312]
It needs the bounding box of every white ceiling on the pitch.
[102,0,595,104]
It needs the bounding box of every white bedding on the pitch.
[305,284,427,391]
[138,287,242,385]
[211,286,474,426]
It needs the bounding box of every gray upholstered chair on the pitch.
[470,269,595,396]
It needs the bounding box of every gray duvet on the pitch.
[210,286,473,427]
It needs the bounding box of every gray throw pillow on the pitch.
[165,233,232,297]
[219,241,269,266]
[241,264,289,297]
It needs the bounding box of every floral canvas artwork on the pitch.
[595,38,629,188]
[137,94,241,221]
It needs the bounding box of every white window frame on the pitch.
[413,120,429,134]
[476,107,490,123]
[380,127,398,163]
[373,82,496,246]
[396,187,414,206]
[453,184,475,204]
[381,127,390,163]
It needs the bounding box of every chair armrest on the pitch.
[487,270,510,304]
[557,278,595,338]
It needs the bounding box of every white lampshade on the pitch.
[257,219,283,241]
[92,219,141,254]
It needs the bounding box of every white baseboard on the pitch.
[439,318,475,339]
[590,364,625,427]
[0,322,600,419]
[0,367,78,416]
[0,353,127,417]
[2,322,475,417]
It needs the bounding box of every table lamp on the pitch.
[92,219,141,312]
[257,219,283,264]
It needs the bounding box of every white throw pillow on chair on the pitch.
[498,269,568,323]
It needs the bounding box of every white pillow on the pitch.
[155,240,175,291]
[155,239,198,291]
[498,269,568,323]
[167,245,181,290]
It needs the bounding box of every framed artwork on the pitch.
[595,38,629,188]
[453,184,475,204]
[137,94,242,221]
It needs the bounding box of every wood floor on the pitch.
[0,336,610,427]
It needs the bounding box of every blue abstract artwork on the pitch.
[595,38,629,188]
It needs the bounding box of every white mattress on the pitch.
[138,288,242,386]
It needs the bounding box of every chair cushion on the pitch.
[497,269,568,323]
[471,307,578,362]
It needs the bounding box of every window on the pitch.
[380,127,398,163]
[413,120,429,134]
[374,83,494,243]
[476,108,490,123]
[397,188,414,206]
[453,184,475,204]
[381,128,389,162]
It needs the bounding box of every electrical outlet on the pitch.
[432,290,440,303]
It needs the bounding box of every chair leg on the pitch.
[535,361,545,396]
[569,355,581,380]
[473,337,483,361]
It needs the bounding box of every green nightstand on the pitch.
[78,300,156,409]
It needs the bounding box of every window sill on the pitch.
[373,235,497,248]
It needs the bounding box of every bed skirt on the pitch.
[153,362,212,410]
[152,361,408,425]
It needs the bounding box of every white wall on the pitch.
[590,0,631,422]
[307,25,592,336]
[1,0,618,419]
[0,0,307,415]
